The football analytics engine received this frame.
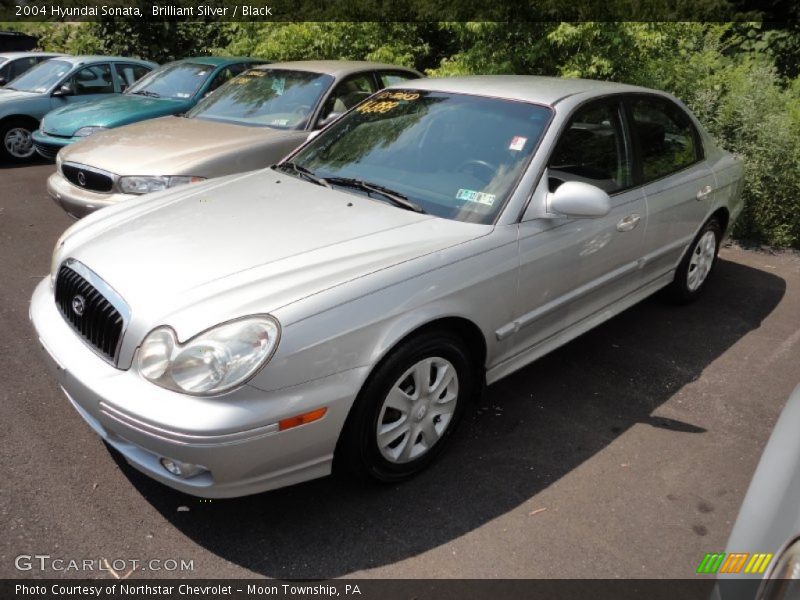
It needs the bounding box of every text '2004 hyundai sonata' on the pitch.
[31,76,744,497]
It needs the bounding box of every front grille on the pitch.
[33,141,59,160]
[62,163,114,193]
[54,264,125,363]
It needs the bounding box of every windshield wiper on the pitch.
[324,177,425,213]
[272,162,330,188]
[130,90,161,98]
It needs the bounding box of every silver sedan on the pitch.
[30,76,744,497]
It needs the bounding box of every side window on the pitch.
[318,74,375,124]
[0,62,9,83]
[630,97,701,182]
[207,65,248,94]
[115,63,150,92]
[10,57,38,79]
[69,64,114,95]
[378,71,418,88]
[548,100,632,194]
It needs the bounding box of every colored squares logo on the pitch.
[697,552,774,574]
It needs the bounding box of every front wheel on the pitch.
[663,218,722,303]
[0,119,37,162]
[335,330,474,482]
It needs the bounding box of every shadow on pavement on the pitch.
[111,257,786,578]
[0,156,51,169]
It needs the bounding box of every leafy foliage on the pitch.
[19,20,800,247]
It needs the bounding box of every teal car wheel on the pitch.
[1,118,37,161]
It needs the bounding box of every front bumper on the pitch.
[32,130,75,160]
[47,171,131,219]
[29,277,365,498]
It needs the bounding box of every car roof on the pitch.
[169,56,268,67]
[56,56,157,67]
[0,51,66,60]
[390,75,661,106]
[254,60,421,78]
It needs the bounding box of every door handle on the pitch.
[696,185,713,200]
[616,213,641,232]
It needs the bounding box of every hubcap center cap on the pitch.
[414,402,428,421]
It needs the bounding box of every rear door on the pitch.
[624,94,715,281]
[113,62,152,93]
[314,72,378,129]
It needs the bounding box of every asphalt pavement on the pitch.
[1,160,799,580]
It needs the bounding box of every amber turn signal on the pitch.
[278,407,327,431]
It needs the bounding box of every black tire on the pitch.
[334,329,475,483]
[663,218,722,304]
[0,118,37,162]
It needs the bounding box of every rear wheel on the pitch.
[335,330,474,482]
[0,118,37,162]
[663,218,722,303]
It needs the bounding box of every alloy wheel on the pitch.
[376,357,459,464]
[4,127,35,159]
[687,230,717,291]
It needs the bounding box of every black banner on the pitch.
[1,0,797,22]
[1,578,765,600]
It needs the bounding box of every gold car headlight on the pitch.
[138,316,280,396]
[118,175,205,195]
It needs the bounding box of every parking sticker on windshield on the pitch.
[509,136,527,151]
[456,188,496,206]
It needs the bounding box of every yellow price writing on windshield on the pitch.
[355,100,400,114]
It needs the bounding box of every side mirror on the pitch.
[316,111,342,130]
[548,181,611,218]
[52,83,73,97]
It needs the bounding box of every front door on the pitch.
[53,63,116,109]
[501,98,646,365]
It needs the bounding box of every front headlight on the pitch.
[118,175,206,195]
[758,538,800,600]
[74,126,108,137]
[137,316,280,395]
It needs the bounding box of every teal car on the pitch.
[0,55,156,162]
[33,57,266,160]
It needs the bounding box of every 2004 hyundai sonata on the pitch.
[31,76,744,497]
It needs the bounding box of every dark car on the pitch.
[0,52,66,87]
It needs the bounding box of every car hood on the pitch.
[59,170,488,341]
[0,88,40,103]
[60,116,301,175]
[41,94,190,136]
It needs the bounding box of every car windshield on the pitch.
[5,59,71,92]
[126,62,215,100]
[186,69,333,129]
[291,90,553,223]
